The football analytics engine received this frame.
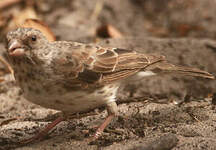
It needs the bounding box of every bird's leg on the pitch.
[20,117,64,144]
[93,101,118,139]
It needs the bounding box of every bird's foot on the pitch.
[19,117,64,145]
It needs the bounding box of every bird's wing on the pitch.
[83,46,165,84]
[52,42,165,86]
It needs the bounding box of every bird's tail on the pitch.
[150,61,215,79]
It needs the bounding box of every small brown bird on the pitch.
[6,28,214,143]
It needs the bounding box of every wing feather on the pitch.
[52,42,165,86]
[89,47,164,72]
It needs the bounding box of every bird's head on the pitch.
[6,28,49,57]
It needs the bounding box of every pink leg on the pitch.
[20,117,64,144]
[94,114,115,139]
[93,102,118,139]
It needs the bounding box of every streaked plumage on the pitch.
[6,28,214,143]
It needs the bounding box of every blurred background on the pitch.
[1,0,216,42]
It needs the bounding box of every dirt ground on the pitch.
[1,0,216,150]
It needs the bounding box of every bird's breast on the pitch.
[13,62,119,113]
[18,75,119,113]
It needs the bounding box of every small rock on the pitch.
[129,133,178,150]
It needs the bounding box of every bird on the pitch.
[5,27,214,143]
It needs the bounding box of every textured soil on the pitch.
[1,0,216,150]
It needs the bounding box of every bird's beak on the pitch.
[8,40,25,56]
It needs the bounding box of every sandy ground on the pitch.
[1,0,216,149]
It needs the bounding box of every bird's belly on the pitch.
[23,85,119,114]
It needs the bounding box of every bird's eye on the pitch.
[31,35,37,42]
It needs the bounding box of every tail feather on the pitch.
[172,66,215,79]
[152,61,215,79]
